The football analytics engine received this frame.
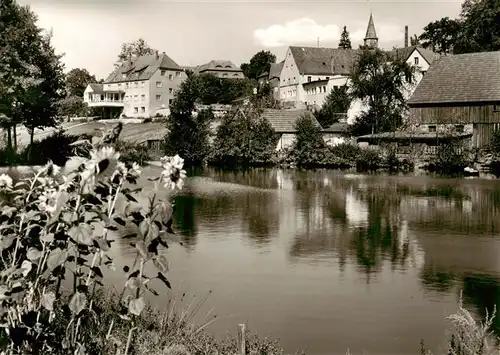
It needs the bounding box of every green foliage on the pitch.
[290,114,330,166]
[210,106,279,166]
[114,140,152,166]
[65,68,97,97]
[0,129,187,354]
[314,85,351,128]
[115,38,156,68]
[197,73,255,104]
[240,50,277,79]
[349,48,416,136]
[419,0,500,55]
[338,26,352,49]
[165,82,212,165]
[490,128,500,156]
[356,148,383,172]
[426,140,470,175]
[56,95,88,118]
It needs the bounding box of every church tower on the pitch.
[364,13,378,49]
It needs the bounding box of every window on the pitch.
[141,94,145,101]
[168,88,173,94]
[307,76,312,83]
[414,57,419,65]
[156,94,161,100]
[326,77,330,80]
[455,124,464,133]
[175,71,181,77]
[293,77,296,82]
[169,99,173,105]
[323,86,326,93]
[168,74,173,80]
[494,104,500,112]
[141,107,145,113]
[156,81,162,88]
[161,70,166,76]
[134,95,138,101]
[125,83,129,88]
[428,125,437,133]
[134,82,138,87]
[118,83,122,88]
[134,107,138,113]
[141,81,145,88]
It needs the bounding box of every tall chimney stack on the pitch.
[404,26,409,47]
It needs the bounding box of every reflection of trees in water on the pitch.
[204,168,280,190]
[173,194,202,250]
[419,266,457,293]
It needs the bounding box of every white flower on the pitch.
[38,189,59,215]
[81,146,121,192]
[130,162,142,177]
[112,162,128,180]
[0,174,12,189]
[40,160,61,178]
[160,155,186,191]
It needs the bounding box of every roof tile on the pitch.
[260,109,320,133]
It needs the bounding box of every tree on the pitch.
[57,96,87,118]
[0,0,65,157]
[291,114,328,166]
[410,34,420,46]
[115,38,156,68]
[211,105,278,166]
[164,75,211,165]
[418,17,462,54]
[338,26,352,49]
[314,85,351,128]
[65,68,96,97]
[349,48,416,136]
[240,50,276,79]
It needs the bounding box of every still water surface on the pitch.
[111,167,500,355]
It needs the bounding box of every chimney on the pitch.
[404,26,409,47]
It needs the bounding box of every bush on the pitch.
[290,114,329,167]
[385,148,415,173]
[356,147,382,172]
[426,140,471,175]
[114,140,151,165]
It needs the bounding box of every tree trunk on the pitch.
[13,124,17,152]
[28,127,34,163]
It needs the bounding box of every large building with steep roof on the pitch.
[83,51,186,118]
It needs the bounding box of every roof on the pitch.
[303,79,329,87]
[257,71,269,79]
[259,109,320,133]
[289,46,360,75]
[269,62,284,79]
[408,51,500,105]
[365,13,378,39]
[357,131,472,142]
[88,83,104,93]
[390,46,440,65]
[196,60,243,73]
[104,52,183,83]
[323,122,349,133]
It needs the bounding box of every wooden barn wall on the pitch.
[408,105,500,124]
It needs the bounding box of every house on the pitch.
[323,121,351,146]
[407,51,500,149]
[269,62,284,101]
[195,60,245,79]
[84,51,186,119]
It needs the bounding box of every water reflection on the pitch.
[117,168,500,354]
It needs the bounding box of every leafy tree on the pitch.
[196,73,255,104]
[349,48,416,136]
[418,17,462,54]
[65,68,97,97]
[291,114,328,166]
[211,105,278,166]
[240,50,276,79]
[314,85,351,128]
[57,96,87,118]
[410,34,420,46]
[338,26,352,49]
[164,75,211,165]
[115,38,156,68]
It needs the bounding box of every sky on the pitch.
[18,0,463,80]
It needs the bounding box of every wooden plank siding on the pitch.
[409,103,500,148]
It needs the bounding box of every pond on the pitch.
[108,166,500,355]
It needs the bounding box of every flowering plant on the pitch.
[0,134,186,354]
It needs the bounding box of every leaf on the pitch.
[147,177,160,181]
[41,291,56,311]
[135,241,148,259]
[128,297,145,316]
[123,233,137,239]
[139,220,148,238]
[69,139,91,147]
[69,224,94,246]
[40,233,54,244]
[91,266,104,278]
[114,217,126,226]
[21,260,32,277]
[46,248,69,271]
[106,225,119,231]
[94,237,109,251]
[125,277,141,291]
[69,292,87,315]
[125,194,137,203]
[157,272,171,289]
[2,206,17,217]
[27,248,42,262]
[145,285,159,296]
[128,270,139,279]
[148,223,160,240]
[152,256,169,273]
[0,235,16,250]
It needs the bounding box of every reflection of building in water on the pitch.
[345,187,369,227]
[276,169,294,190]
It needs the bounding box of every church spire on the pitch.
[364,13,378,49]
